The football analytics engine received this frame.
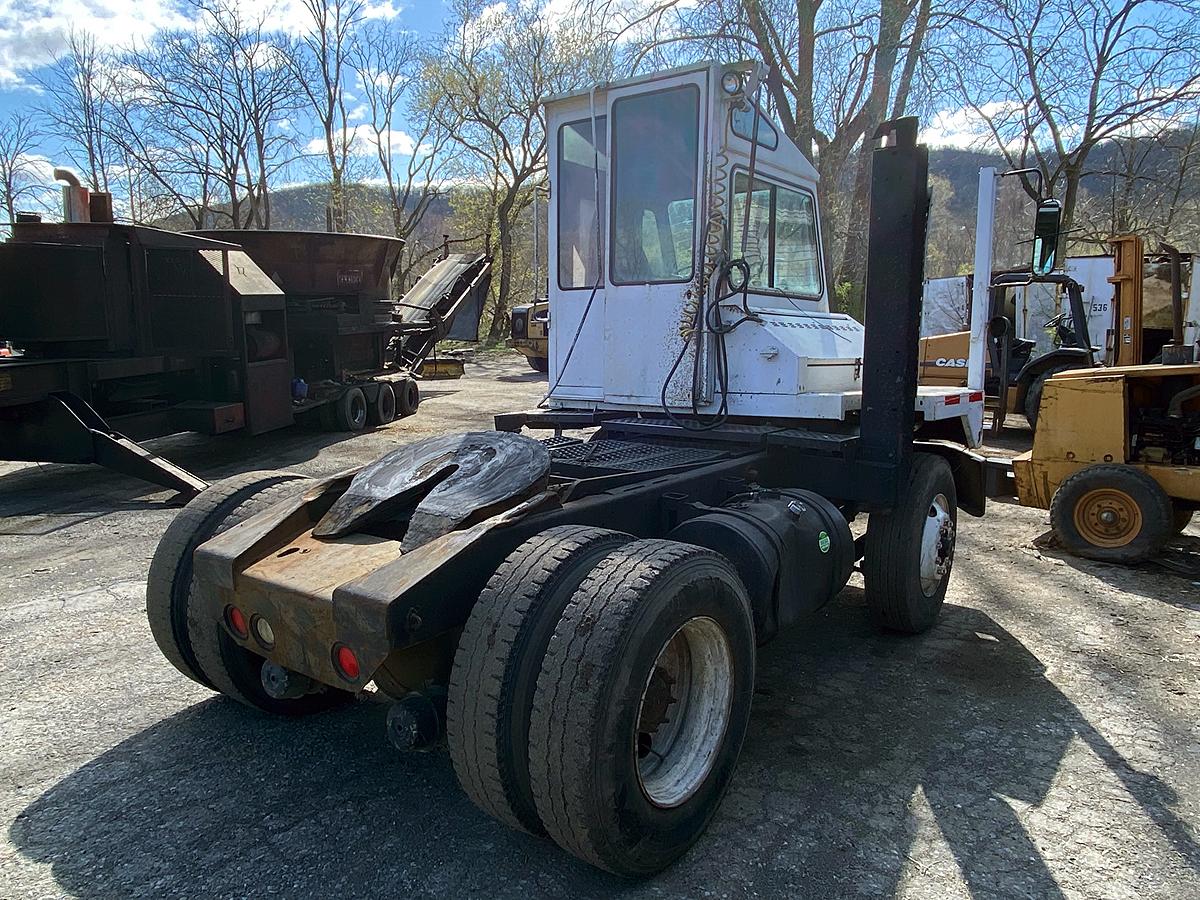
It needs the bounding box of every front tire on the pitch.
[1050,464,1173,563]
[447,526,633,834]
[863,453,958,634]
[528,540,755,876]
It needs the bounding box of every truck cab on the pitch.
[542,61,985,443]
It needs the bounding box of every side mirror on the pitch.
[1031,198,1062,276]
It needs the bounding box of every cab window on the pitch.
[730,172,822,297]
[610,85,700,285]
[730,104,778,150]
[557,116,607,290]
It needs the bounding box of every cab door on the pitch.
[602,70,709,406]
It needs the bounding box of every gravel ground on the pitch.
[1,352,1198,899]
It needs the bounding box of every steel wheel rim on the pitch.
[919,492,954,596]
[634,616,734,808]
[1073,487,1141,547]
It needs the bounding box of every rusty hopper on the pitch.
[192,230,404,382]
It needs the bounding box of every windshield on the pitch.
[730,172,822,297]
[610,85,700,285]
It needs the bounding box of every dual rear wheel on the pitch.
[448,528,756,876]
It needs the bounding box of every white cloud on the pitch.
[919,102,1021,150]
[0,0,406,85]
[0,0,187,85]
[305,124,419,158]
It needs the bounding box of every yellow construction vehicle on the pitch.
[1013,246,1198,561]
[508,300,548,371]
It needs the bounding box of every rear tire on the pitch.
[527,356,549,373]
[863,454,957,634]
[146,470,307,688]
[397,378,420,417]
[447,526,633,834]
[528,540,755,876]
[334,387,367,431]
[185,478,357,715]
[367,382,396,426]
[1050,464,1173,563]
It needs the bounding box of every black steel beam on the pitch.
[856,117,928,510]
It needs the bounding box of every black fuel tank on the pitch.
[668,488,853,643]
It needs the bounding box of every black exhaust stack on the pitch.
[856,117,929,510]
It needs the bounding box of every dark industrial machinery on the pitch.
[0,215,491,497]
[148,60,992,879]
[0,222,290,495]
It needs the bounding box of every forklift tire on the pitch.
[863,454,957,634]
[146,471,309,689]
[528,540,755,876]
[1050,465,1173,563]
[447,525,633,835]
[527,356,549,373]
[1174,505,1194,534]
[367,382,396,426]
[397,378,420,417]
[1023,364,1077,430]
[185,478,357,715]
[334,387,368,431]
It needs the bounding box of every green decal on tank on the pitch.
[818,531,830,553]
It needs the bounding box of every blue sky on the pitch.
[0,0,448,191]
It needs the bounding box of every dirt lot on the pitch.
[1,352,1197,899]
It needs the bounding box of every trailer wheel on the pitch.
[397,378,420,417]
[146,470,308,688]
[186,478,357,715]
[1050,464,1173,563]
[368,382,396,426]
[863,453,957,634]
[448,526,632,834]
[334,387,368,431]
[528,540,755,876]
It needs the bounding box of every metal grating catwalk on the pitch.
[544,438,729,474]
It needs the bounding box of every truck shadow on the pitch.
[10,594,1195,898]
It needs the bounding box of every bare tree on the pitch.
[111,0,302,228]
[945,0,1200,256]
[294,0,365,232]
[599,0,942,312]
[35,31,119,193]
[425,0,612,339]
[0,113,46,228]
[350,22,457,284]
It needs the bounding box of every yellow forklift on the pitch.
[1013,244,1198,561]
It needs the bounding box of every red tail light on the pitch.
[333,644,361,681]
[225,605,249,639]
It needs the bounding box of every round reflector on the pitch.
[252,616,275,648]
[225,605,249,639]
[334,644,361,681]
